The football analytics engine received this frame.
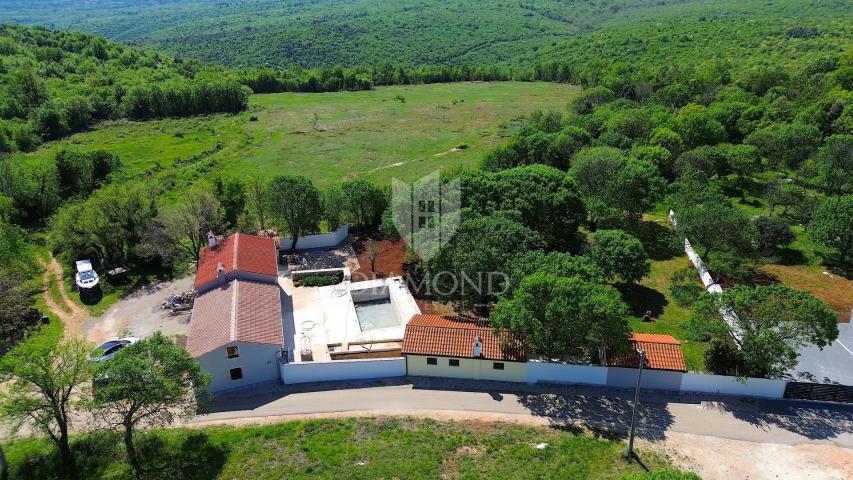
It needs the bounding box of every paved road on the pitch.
[787,322,853,385]
[191,378,853,448]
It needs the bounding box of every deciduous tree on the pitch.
[266,175,322,253]
[491,272,630,362]
[808,195,853,265]
[588,230,650,284]
[687,285,837,377]
[93,332,210,478]
[0,338,94,471]
[157,190,223,263]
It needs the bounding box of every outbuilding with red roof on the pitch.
[402,314,528,382]
[607,333,687,372]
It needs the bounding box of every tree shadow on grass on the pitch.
[12,433,118,480]
[10,432,229,480]
[616,283,667,318]
[517,390,675,441]
[629,221,682,261]
[772,247,808,266]
[136,432,230,480]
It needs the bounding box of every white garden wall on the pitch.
[525,361,785,399]
[280,357,405,384]
[278,224,349,251]
[526,361,608,385]
[680,372,786,397]
[669,210,744,341]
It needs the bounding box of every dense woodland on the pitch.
[0,24,248,155]
[3,0,851,71]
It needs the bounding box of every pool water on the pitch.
[354,298,401,331]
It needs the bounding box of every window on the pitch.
[493,362,505,370]
[426,357,437,365]
[229,368,243,380]
[418,200,435,213]
[226,346,239,358]
[449,359,460,367]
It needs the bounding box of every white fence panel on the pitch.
[606,367,683,391]
[280,357,404,384]
[525,361,786,399]
[526,361,608,385]
[278,225,349,251]
[680,372,786,398]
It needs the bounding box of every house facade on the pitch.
[187,233,285,393]
[401,314,527,382]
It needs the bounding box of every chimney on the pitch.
[216,262,225,282]
[473,336,482,358]
[208,230,217,249]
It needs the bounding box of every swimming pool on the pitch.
[354,297,402,331]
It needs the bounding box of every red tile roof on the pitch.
[194,233,278,290]
[608,333,686,372]
[401,314,526,362]
[187,279,283,357]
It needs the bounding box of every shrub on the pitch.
[669,267,704,306]
[293,271,343,287]
[379,209,400,242]
[754,215,795,256]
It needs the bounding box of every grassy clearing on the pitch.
[5,417,680,480]
[19,82,578,190]
[726,177,853,322]
[628,257,707,372]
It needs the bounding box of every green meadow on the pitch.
[19,82,579,190]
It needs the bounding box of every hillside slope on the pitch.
[3,1,851,70]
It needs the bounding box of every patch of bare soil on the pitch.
[441,445,484,479]
[659,431,853,480]
[365,161,405,174]
[351,236,407,281]
[79,276,194,345]
[416,299,458,316]
[760,264,853,323]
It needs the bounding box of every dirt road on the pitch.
[38,256,194,343]
[39,256,89,337]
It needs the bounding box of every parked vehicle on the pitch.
[90,337,139,362]
[75,259,100,290]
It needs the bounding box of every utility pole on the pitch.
[623,348,645,462]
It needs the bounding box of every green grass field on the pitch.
[5,417,682,479]
[19,82,578,190]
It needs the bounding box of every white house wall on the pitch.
[406,355,527,382]
[198,342,282,393]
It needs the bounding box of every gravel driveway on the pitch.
[79,276,195,344]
